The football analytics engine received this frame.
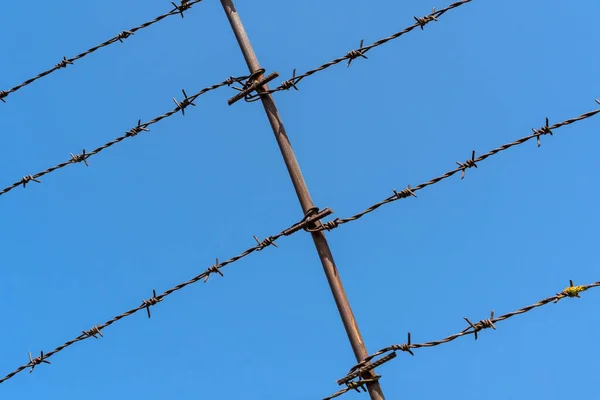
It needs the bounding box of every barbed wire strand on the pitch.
[0,207,333,384]
[312,101,600,233]
[325,279,600,399]
[0,74,250,197]
[0,0,204,103]
[247,0,472,98]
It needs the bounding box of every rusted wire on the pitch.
[324,280,600,398]
[0,74,249,197]
[0,207,333,384]
[246,0,473,99]
[314,101,600,232]
[228,70,280,105]
[0,0,203,103]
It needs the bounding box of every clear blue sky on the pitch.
[1,1,599,399]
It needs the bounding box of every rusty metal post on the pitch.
[219,1,385,399]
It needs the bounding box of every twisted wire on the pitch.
[0,74,249,197]
[247,0,472,99]
[0,0,204,103]
[0,208,332,384]
[326,280,600,398]
[315,103,600,232]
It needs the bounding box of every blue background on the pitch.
[1,1,598,399]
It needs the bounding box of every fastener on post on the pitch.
[220,1,386,397]
[227,71,279,105]
[337,352,396,386]
[347,375,381,393]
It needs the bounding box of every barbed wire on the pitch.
[0,207,333,384]
[0,73,250,197]
[325,279,600,399]
[243,0,472,100]
[310,101,600,233]
[2,2,597,397]
[0,0,203,103]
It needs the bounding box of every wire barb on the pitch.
[456,150,477,179]
[70,149,90,166]
[55,56,73,69]
[555,280,587,303]
[126,119,151,137]
[21,175,41,188]
[532,117,553,147]
[397,332,415,356]
[117,30,134,42]
[81,326,104,339]
[393,185,417,199]
[279,68,299,91]
[346,39,368,67]
[463,311,496,340]
[28,351,50,373]
[414,8,439,29]
[172,0,192,18]
[204,258,224,283]
[142,289,162,318]
[253,235,278,250]
[172,89,197,116]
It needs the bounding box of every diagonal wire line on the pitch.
[249,0,472,98]
[0,74,249,197]
[0,0,204,103]
[0,207,333,384]
[325,279,600,399]
[312,101,600,232]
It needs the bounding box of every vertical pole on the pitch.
[219,2,385,399]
